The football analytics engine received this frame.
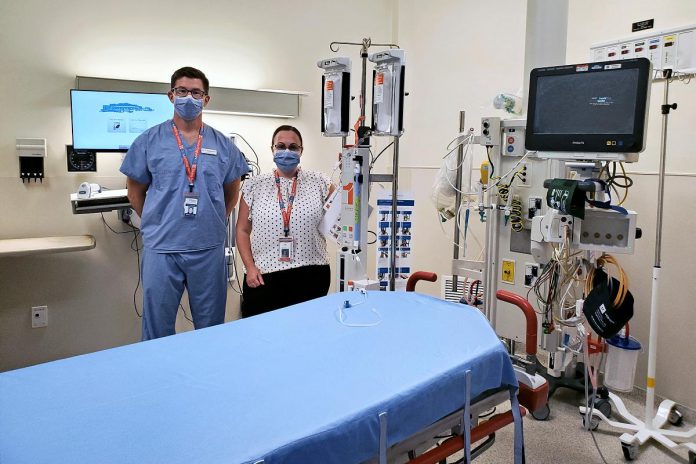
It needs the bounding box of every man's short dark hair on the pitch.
[170,67,209,93]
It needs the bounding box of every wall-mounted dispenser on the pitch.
[16,138,47,182]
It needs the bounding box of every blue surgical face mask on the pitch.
[174,95,203,121]
[274,149,300,174]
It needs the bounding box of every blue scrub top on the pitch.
[120,120,249,252]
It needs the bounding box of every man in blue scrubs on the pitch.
[120,67,249,340]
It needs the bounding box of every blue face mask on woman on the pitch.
[274,149,300,174]
[174,95,203,121]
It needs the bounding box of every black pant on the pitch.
[241,264,331,318]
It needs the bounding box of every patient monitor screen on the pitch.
[533,68,639,135]
[526,58,651,153]
[71,90,171,151]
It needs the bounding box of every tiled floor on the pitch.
[447,389,692,463]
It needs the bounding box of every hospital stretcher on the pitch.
[0,276,546,464]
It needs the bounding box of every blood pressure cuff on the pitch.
[583,269,634,338]
[546,179,586,219]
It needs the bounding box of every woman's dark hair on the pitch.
[170,67,209,93]
[272,125,303,148]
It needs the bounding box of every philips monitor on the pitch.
[71,89,172,152]
[526,58,651,158]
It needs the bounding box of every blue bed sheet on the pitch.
[0,291,517,464]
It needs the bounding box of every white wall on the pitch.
[383,0,528,297]
[566,0,696,411]
[0,0,395,370]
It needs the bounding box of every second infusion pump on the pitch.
[370,49,406,137]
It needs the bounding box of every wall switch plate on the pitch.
[32,305,48,328]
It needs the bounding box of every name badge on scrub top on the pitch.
[278,236,295,262]
[183,192,200,218]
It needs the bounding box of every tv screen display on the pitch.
[525,58,651,153]
[71,90,172,151]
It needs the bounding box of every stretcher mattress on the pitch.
[0,291,517,464]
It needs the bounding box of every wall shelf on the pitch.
[0,235,96,258]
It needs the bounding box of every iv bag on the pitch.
[323,72,347,135]
[493,93,523,115]
[373,65,395,134]
[430,160,457,220]
[430,148,474,221]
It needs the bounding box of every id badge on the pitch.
[183,192,199,218]
[278,236,295,262]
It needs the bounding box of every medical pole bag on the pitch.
[369,49,406,137]
[318,57,351,137]
[583,268,634,338]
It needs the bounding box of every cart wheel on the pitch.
[595,398,612,419]
[668,407,684,426]
[688,450,695,464]
[582,414,600,431]
[531,403,550,421]
[621,443,637,461]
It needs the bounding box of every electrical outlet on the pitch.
[516,161,533,187]
[225,247,236,282]
[528,196,543,219]
[524,263,540,287]
[118,207,132,223]
[31,306,48,328]
[481,117,501,146]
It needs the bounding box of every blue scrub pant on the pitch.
[141,245,227,340]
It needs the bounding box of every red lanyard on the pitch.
[172,122,204,192]
[274,169,299,237]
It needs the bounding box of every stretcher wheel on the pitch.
[688,450,695,464]
[668,407,683,426]
[531,403,550,421]
[621,442,637,461]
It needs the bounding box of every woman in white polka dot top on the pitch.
[236,125,333,317]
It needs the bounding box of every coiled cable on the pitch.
[510,195,523,232]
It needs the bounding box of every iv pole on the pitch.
[328,39,402,291]
[389,137,400,291]
[644,69,677,432]
[580,68,696,461]
[451,111,466,290]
